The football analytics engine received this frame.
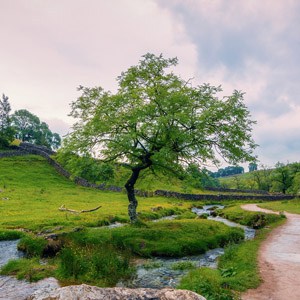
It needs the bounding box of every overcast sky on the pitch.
[1,0,299,169]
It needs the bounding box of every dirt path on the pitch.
[241,204,300,300]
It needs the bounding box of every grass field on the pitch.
[0,155,195,232]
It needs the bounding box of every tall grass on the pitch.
[57,244,133,286]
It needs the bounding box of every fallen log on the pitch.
[59,204,102,214]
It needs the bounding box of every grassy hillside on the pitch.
[0,155,194,232]
[219,172,256,189]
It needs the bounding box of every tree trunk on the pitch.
[125,153,153,223]
[125,168,141,223]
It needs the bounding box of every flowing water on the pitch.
[191,206,256,240]
[118,248,225,288]
[119,205,255,288]
[0,240,24,266]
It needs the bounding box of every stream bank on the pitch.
[0,240,59,300]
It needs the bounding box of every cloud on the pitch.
[155,0,300,166]
[44,118,73,137]
[0,0,197,126]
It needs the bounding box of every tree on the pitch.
[248,162,258,172]
[12,109,61,149]
[212,165,244,177]
[0,94,14,148]
[12,109,40,142]
[186,164,219,188]
[270,162,300,194]
[56,149,114,183]
[271,162,293,194]
[65,53,257,222]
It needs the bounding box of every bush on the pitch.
[55,150,114,183]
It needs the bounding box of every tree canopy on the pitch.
[0,94,14,148]
[65,53,257,222]
[212,165,245,178]
[12,109,61,149]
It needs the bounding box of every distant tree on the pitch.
[213,165,244,177]
[233,174,243,189]
[248,162,258,172]
[12,109,61,149]
[251,168,271,191]
[56,149,114,183]
[51,133,62,150]
[12,109,40,142]
[271,162,293,194]
[186,164,219,188]
[291,172,300,194]
[273,162,300,194]
[0,94,14,148]
[65,53,256,222]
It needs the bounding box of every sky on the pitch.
[1,0,299,169]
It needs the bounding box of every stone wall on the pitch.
[18,143,72,179]
[206,186,269,195]
[154,189,295,201]
[0,150,29,158]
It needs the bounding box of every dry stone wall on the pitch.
[206,186,269,195]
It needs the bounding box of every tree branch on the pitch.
[59,205,102,214]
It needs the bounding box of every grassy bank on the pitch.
[258,199,300,214]
[217,205,282,228]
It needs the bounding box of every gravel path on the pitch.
[241,204,300,300]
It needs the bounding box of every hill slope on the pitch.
[0,155,191,232]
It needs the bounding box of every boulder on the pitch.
[28,284,206,300]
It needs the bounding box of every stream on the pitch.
[118,205,255,288]
[0,205,255,297]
